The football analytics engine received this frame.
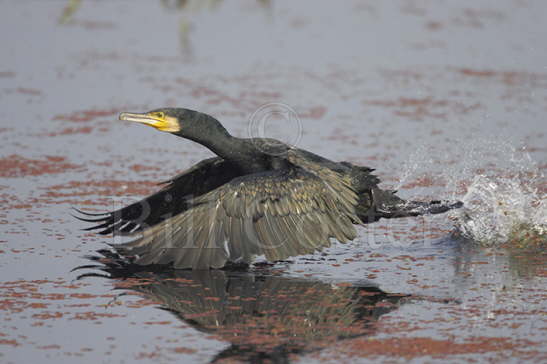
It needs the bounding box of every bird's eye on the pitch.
[155,112,165,119]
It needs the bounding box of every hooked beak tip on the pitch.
[118,112,151,124]
[118,112,132,121]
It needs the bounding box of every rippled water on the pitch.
[1,1,546,363]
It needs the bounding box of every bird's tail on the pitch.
[358,188,463,222]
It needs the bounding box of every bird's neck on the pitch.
[186,124,263,171]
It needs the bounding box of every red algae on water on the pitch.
[335,336,540,361]
[400,175,446,189]
[299,106,327,119]
[43,126,93,137]
[457,68,547,87]
[44,179,159,198]
[53,108,121,123]
[129,164,161,173]
[0,339,21,347]
[0,155,81,178]
[0,71,15,78]
[363,97,481,120]
[14,87,42,96]
[171,347,197,355]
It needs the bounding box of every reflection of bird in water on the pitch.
[77,108,462,269]
[78,251,407,363]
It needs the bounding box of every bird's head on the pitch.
[119,108,228,141]
[118,108,186,133]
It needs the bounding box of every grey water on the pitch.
[0,1,546,363]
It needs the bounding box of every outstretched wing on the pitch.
[114,150,362,269]
[76,157,241,235]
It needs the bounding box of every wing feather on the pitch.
[110,149,361,269]
[77,157,240,236]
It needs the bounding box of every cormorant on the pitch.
[78,108,461,269]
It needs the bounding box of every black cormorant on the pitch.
[78,108,461,269]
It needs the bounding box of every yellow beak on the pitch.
[119,112,180,132]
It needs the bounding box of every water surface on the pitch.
[0,1,546,363]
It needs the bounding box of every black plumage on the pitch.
[77,108,461,269]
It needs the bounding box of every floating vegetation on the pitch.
[58,0,271,53]
[58,0,81,25]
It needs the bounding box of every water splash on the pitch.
[453,174,546,247]
[448,141,546,247]
[395,138,546,247]
[393,144,434,191]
